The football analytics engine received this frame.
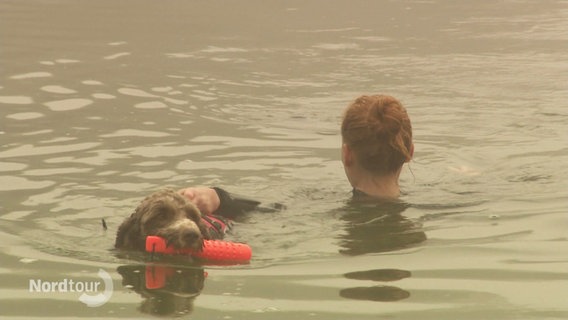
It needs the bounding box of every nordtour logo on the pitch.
[29,269,113,307]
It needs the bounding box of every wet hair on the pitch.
[341,94,413,175]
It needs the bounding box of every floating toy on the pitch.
[145,236,252,262]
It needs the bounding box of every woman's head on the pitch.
[341,94,413,177]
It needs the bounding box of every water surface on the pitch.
[1,0,567,319]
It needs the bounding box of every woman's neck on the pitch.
[347,167,402,199]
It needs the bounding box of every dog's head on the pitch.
[115,189,210,251]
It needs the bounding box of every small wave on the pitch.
[82,80,104,85]
[55,59,80,64]
[201,46,248,53]
[0,161,27,172]
[312,43,360,50]
[118,87,158,98]
[103,52,131,60]
[6,112,45,120]
[40,85,77,94]
[0,95,34,104]
[10,72,52,79]
[0,176,55,191]
[134,101,168,109]
[151,86,174,93]
[108,41,127,46]
[44,98,93,111]
[0,142,100,158]
[100,129,171,138]
[92,93,116,100]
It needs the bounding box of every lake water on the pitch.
[1,0,567,319]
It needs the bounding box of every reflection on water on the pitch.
[338,200,426,255]
[341,269,412,302]
[337,199,424,302]
[340,285,410,302]
[117,264,205,317]
[344,269,411,282]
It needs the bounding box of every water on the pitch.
[1,0,567,318]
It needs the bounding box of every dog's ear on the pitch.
[182,201,203,221]
[115,213,141,249]
[114,217,129,248]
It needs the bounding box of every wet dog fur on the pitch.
[115,189,211,251]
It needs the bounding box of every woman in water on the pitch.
[179,93,415,210]
[340,94,414,199]
[337,95,424,256]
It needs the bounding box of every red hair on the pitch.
[341,95,413,175]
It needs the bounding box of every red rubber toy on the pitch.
[145,236,252,262]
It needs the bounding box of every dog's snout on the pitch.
[154,218,204,250]
[184,230,201,242]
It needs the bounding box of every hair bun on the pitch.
[342,94,412,174]
[370,98,402,139]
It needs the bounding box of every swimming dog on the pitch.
[115,189,212,251]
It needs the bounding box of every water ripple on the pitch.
[0,96,34,104]
[40,85,77,94]
[0,176,55,191]
[134,101,168,109]
[44,98,94,111]
[100,129,171,138]
[10,72,52,79]
[103,52,131,60]
[0,142,101,158]
[6,112,44,120]
[118,87,158,98]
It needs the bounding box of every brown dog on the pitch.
[115,189,211,251]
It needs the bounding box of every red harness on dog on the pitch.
[201,214,231,239]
